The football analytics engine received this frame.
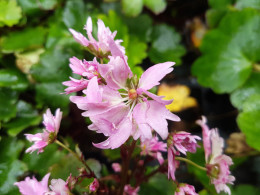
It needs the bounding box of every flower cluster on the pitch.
[197,116,235,195]
[15,17,236,195]
[65,18,180,149]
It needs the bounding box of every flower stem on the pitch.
[55,140,94,175]
[175,157,207,171]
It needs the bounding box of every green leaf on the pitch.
[208,0,233,9]
[35,82,70,111]
[0,0,22,27]
[0,88,18,121]
[192,10,260,93]
[123,14,153,42]
[148,24,186,65]
[143,0,167,15]
[206,8,229,28]
[231,72,260,110]
[22,142,67,177]
[235,0,260,10]
[237,94,260,150]
[139,173,175,195]
[85,159,102,178]
[126,36,147,69]
[0,160,27,194]
[103,148,121,161]
[31,49,71,82]
[232,184,260,195]
[122,0,143,17]
[0,137,24,161]
[63,0,87,31]
[0,137,26,195]
[4,101,41,136]
[1,27,46,53]
[0,69,28,91]
[18,0,58,15]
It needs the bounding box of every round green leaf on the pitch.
[143,0,167,15]
[1,27,46,53]
[0,0,22,27]
[18,0,58,15]
[148,24,186,65]
[0,69,28,91]
[122,0,143,17]
[231,72,260,109]
[192,9,260,93]
[237,94,260,150]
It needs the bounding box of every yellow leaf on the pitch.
[157,84,198,112]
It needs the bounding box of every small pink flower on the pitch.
[124,185,139,195]
[14,173,50,195]
[172,131,201,155]
[197,116,235,195]
[89,178,99,192]
[45,178,70,195]
[168,147,180,181]
[62,77,89,94]
[69,17,124,58]
[175,183,198,195]
[112,163,121,172]
[25,108,62,154]
[141,137,167,164]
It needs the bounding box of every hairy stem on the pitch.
[175,157,207,171]
[118,140,137,195]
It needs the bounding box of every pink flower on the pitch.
[72,61,180,149]
[25,108,62,154]
[175,183,198,195]
[14,173,50,195]
[141,137,167,164]
[46,178,70,195]
[69,17,124,58]
[89,178,99,192]
[197,116,235,195]
[63,57,100,94]
[168,147,180,181]
[124,185,139,195]
[172,131,200,155]
[112,163,121,172]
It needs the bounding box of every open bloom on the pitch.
[69,17,124,58]
[70,37,180,149]
[124,185,139,195]
[25,108,62,154]
[14,173,50,195]
[175,183,198,195]
[196,116,235,195]
[141,136,167,164]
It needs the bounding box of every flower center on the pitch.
[128,89,137,99]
